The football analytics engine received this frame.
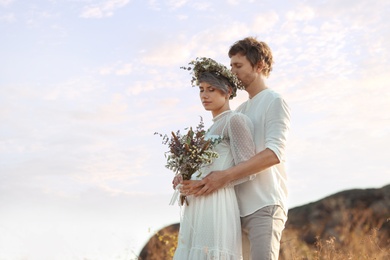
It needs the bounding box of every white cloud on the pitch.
[0,0,13,6]
[140,40,191,66]
[302,25,318,34]
[43,77,103,101]
[99,62,133,75]
[191,1,211,10]
[156,24,244,67]
[147,0,161,10]
[73,146,151,195]
[126,80,157,95]
[139,21,251,68]
[80,0,131,18]
[208,22,251,44]
[99,66,113,75]
[167,0,188,9]
[94,93,129,122]
[177,14,188,20]
[286,5,315,21]
[124,70,186,96]
[159,98,180,109]
[116,63,133,75]
[227,0,240,5]
[0,13,15,23]
[252,11,279,33]
[316,0,388,25]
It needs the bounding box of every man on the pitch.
[181,37,291,259]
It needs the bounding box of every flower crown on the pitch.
[181,57,244,97]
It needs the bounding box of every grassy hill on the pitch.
[139,184,390,259]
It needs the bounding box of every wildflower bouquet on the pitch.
[155,118,221,205]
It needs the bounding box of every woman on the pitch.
[173,57,256,260]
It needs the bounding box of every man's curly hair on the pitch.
[228,37,274,77]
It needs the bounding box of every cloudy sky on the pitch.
[1,0,389,259]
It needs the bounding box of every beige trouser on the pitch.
[241,205,287,260]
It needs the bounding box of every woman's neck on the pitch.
[212,107,230,118]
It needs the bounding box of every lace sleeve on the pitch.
[226,113,256,186]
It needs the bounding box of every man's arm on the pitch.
[182,96,291,196]
[182,148,279,196]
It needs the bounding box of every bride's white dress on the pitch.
[173,110,255,260]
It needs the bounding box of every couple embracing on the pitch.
[172,36,291,260]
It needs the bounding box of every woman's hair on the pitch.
[228,36,274,77]
[198,72,235,99]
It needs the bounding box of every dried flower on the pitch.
[155,117,222,205]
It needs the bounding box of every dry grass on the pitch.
[138,225,179,260]
[138,225,389,260]
[280,227,389,260]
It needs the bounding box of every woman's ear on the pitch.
[226,87,233,99]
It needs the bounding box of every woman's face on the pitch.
[199,82,230,117]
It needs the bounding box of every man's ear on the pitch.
[255,61,263,73]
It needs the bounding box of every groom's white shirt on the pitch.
[235,88,291,217]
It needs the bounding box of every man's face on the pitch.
[230,53,258,88]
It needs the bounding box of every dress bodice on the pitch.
[192,110,254,180]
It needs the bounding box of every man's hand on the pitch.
[180,180,204,195]
[181,170,230,196]
[178,180,203,195]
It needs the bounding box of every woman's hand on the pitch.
[172,175,183,189]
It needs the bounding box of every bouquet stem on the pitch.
[180,194,188,206]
